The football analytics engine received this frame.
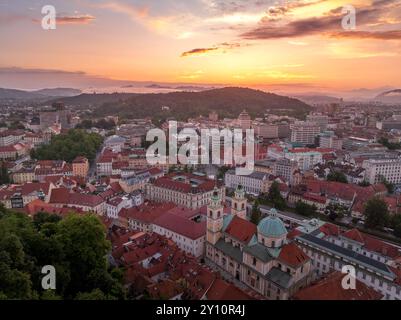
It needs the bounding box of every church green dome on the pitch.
[257,209,287,238]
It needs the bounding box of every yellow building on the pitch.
[72,156,89,177]
[12,168,35,184]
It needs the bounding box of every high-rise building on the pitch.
[238,110,252,130]
[306,114,328,131]
[319,131,343,150]
[39,102,71,130]
[290,121,321,146]
[253,123,290,139]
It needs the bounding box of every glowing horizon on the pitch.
[1,0,400,92]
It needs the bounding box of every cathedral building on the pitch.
[206,185,313,300]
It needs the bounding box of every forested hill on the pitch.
[56,87,311,120]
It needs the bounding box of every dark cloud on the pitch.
[241,1,401,40]
[31,14,96,25]
[241,14,341,39]
[181,42,248,57]
[181,47,219,57]
[57,15,96,24]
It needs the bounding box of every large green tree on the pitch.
[265,181,286,210]
[295,201,318,217]
[0,208,124,300]
[0,161,10,185]
[31,129,103,162]
[327,171,348,183]
[364,197,390,230]
[250,200,262,225]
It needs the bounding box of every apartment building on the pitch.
[319,131,343,150]
[306,114,329,131]
[290,121,321,146]
[0,130,24,146]
[72,156,89,178]
[284,148,323,171]
[362,158,401,185]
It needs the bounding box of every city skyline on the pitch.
[1,0,401,92]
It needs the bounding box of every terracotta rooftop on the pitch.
[224,215,257,244]
[278,242,310,268]
[293,271,383,300]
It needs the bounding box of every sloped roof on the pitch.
[293,271,382,300]
[224,215,257,244]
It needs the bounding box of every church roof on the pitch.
[224,215,257,244]
[278,243,310,268]
[257,210,287,238]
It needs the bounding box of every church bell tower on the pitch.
[206,187,224,245]
[231,185,247,220]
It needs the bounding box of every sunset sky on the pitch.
[0,0,401,93]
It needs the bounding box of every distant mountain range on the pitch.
[0,87,82,102]
[292,95,343,105]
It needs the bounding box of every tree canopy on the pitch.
[250,200,262,225]
[0,206,124,300]
[327,171,348,183]
[261,181,286,210]
[31,129,103,162]
[364,197,390,230]
[295,201,318,217]
[0,161,10,185]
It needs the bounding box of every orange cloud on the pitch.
[57,15,96,25]
[181,42,248,57]
[32,14,96,25]
[181,47,219,57]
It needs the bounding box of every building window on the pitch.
[253,257,257,266]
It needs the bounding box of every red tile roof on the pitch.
[147,280,184,299]
[152,173,217,194]
[24,199,83,217]
[153,212,206,240]
[293,271,383,300]
[206,279,253,300]
[49,188,104,208]
[225,215,256,244]
[120,202,176,224]
[278,242,310,268]
[319,223,340,237]
[342,228,365,243]
[342,229,400,259]
[303,192,327,204]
